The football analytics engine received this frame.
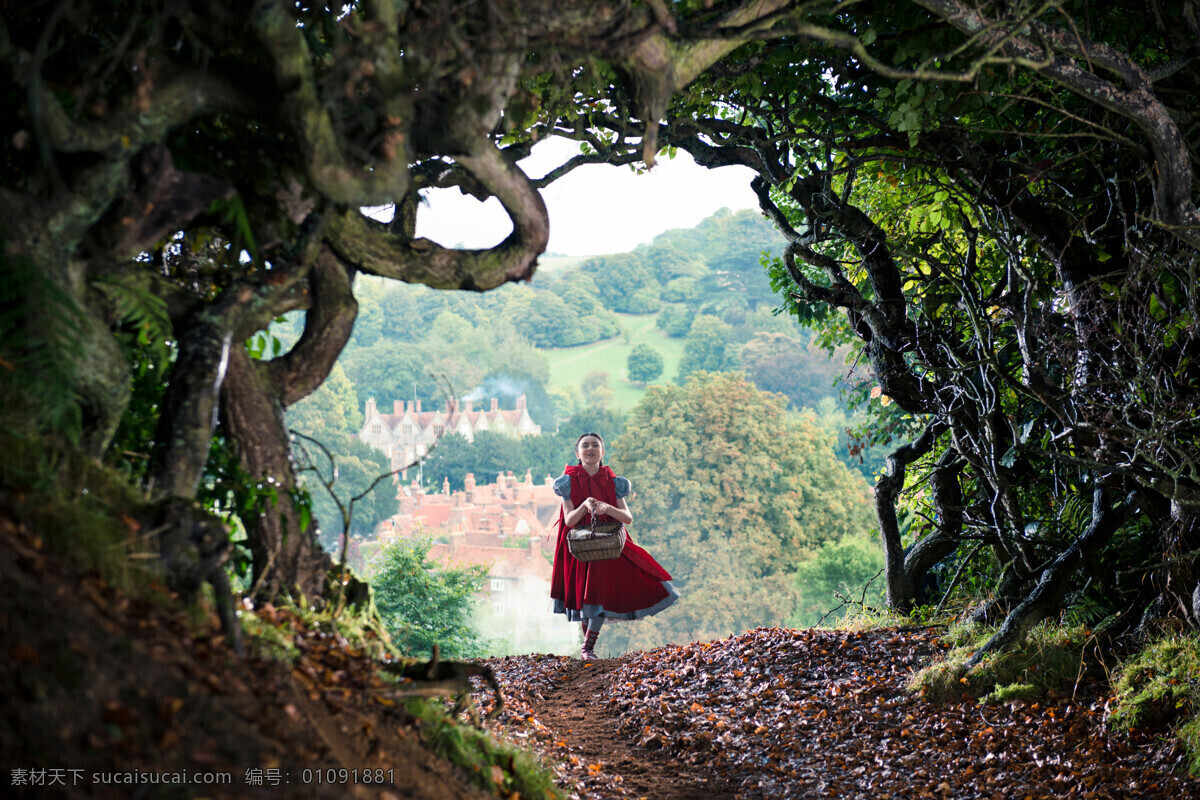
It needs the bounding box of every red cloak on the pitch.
[549,465,674,617]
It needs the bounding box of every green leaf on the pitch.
[1000,446,1019,469]
[1148,293,1167,321]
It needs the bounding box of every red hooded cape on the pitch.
[549,465,673,615]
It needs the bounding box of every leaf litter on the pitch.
[475,626,1199,799]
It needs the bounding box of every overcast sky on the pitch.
[412,137,760,257]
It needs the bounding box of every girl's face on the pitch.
[576,435,604,467]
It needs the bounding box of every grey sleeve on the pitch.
[552,473,572,499]
[613,476,632,499]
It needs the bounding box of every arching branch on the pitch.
[327,141,549,290]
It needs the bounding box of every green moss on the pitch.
[0,429,152,593]
[908,621,1098,704]
[1108,633,1200,775]
[984,683,1043,703]
[405,697,563,799]
[1110,634,1200,728]
[238,611,300,662]
[1179,718,1200,776]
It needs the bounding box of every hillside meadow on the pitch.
[543,311,686,409]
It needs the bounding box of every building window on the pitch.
[433,424,444,435]
[371,424,382,435]
[490,578,504,592]
[402,424,412,436]
[493,602,505,617]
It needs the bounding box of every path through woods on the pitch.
[476,628,1199,799]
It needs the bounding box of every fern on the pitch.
[92,276,174,370]
[0,242,87,443]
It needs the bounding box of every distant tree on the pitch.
[463,430,525,486]
[579,255,661,313]
[740,333,848,411]
[788,534,886,629]
[341,340,429,412]
[351,293,385,348]
[419,432,471,492]
[605,372,873,653]
[369,538,488,660]
[625,286,663,314]
[379,287,425,342]
[521,431,577,483]
[656,305,695,338]
[626,345,665,385]
[292,432,396,549]
[661,277,701,303]
[421,430,527,493]
[287,363,363,436]
[580,371,614,410]
[561,407,627,445]
[676,315,737,382]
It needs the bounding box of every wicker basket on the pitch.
[568,520,627,562]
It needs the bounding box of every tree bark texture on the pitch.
[220,346,332,602]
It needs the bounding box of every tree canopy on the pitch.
[605,372,874,651]
[541,0,1200,660]
[0,0,795,605]
[3,0,1198,660]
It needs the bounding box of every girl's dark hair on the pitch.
[575,432,604,465]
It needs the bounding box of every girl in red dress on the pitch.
[550,432,679,660]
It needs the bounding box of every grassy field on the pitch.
[544,311,685,409]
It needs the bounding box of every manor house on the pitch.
[358,395,541,473]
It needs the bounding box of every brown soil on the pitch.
[518,656,734,799]
[479,630,1200,800]
[0,513,488,800]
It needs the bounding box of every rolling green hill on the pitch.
[544,312,686,409]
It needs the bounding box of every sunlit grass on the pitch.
[544,311,685,409]
[907,621,1101,704]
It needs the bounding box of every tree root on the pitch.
[377,645,505,726]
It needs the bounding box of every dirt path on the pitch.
[480,654,735,800]
[535,658,734,800]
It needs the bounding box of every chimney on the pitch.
[416,399,422,413]
[465,398,473,414]
[394,400,403,415]
[464,472,476,503]
[406,400,413,414]
[516,394,526,410]
[490,398,499,412]
[366,398,377,418]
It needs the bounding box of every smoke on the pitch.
[462,375,528,403]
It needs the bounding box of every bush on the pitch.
[626,344,664,384]
[368,538,488,659]
[789,533,884,628]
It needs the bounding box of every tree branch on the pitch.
[327,142,548,290]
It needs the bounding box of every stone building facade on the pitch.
[357,395,541,473]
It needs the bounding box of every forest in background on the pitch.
[281,208,890,649]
